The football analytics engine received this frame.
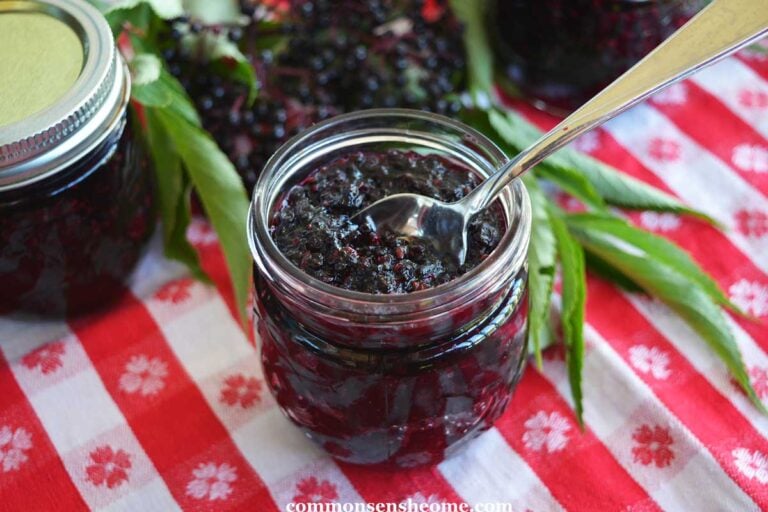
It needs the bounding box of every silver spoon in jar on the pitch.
[353,0,768,266]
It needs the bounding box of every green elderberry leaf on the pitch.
[566,213,744,314]
[102,0,181,36]
[155,109,252,327]
[182,0,242,24]
[108,0,182,19]
[128,53,162,87]
[523,176,558,368]
[178,30,258,105]
[449,0,493,102]
[549,205,587,427]
[566,214,765,413]
[144,108,207,282]
[131,62,201,126]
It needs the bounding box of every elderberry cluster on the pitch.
[162,0,467,192]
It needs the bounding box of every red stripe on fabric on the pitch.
[338,462,467,506]
[70,292,278,511]
[586,277,768,507]
[0,354,88,511]
[649,82,768,194]
[496,370,660,511]
[737,55,768,82]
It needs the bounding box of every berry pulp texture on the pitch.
[270,150,504,294]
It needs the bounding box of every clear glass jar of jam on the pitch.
[248,110,531,468]
[490,0,708,112]
[0,0,154,316]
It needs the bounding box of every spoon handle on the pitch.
[463,0,768,214]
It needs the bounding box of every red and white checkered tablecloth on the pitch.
[2,45,768,512]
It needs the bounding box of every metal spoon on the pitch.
[353,0,768,266]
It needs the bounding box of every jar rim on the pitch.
[248,109,531,317]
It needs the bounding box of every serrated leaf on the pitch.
[182,0,241,24]
[105,2,152,36]
[132,66,201,126]
[144,109,207,282]
[489,109,716,223]
[566,213,743,314]
[155,109,251,327]
[584,251,643,293]
[567,221,765,413]
[107,0,183,19]
[179,31,258,105]
[129,54,162,86]
[489,110,606,210]
[549,206,586,427]
[747,42,768,55]
[449,0,493,101]
[523,176,557,368]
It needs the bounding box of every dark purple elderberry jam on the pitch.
[0,119,154,315]
[0,0,153,316]
[250,111,532,468]
[270,150,505,294]
[256,269,528,467]
[490,0,706,112]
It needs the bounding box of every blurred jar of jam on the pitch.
[490,0,708,113]
[0,0,154,316]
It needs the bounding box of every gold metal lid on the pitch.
[0,0,129,190]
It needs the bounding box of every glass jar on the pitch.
[490,0,708,113]
[248,110,531,468]
[0,0,154,316]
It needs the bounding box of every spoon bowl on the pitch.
[359,193,471,265]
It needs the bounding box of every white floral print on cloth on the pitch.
[632,425,675,468]
[732,144,768,173]
[738,89,768,109]
[647,137,682,162]
[85,446,132,489]
[186,462,238,501]
[292,476,339,504]
[748,366,768,400]
[735,210,768,238]
[522,411,571,453]
[22,341,66,375]
[733,448,768,484]
[0,425,32,473]
[651,83,688,106]
[629,345,672,380]
[187,219,218,247]
[729,279,768,317]
[639,211,681,232]
[119,355,169,396]
[154,279,193,304]
[219,374,263,409]
[572,131,601,153]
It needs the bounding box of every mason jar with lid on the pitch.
[248,110,531,467]
[490,0,708,113]
[0,0,154,316]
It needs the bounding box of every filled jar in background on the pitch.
[0,0,154,316]
[248,110,531,468]
[490,0,708,113]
